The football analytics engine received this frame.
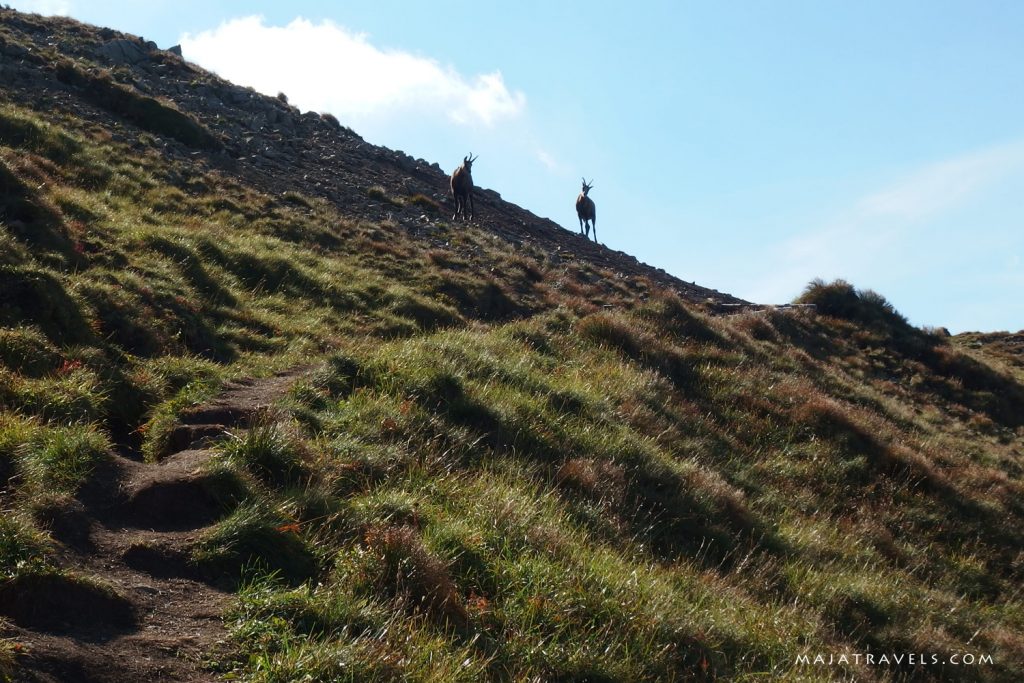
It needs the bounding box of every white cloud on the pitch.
[179,16,526,128]
[859,139,1024,220]
[535,148,559,171]
[9,0,72,16]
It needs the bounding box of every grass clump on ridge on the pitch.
[1,413,108,496]
[0,515,48,580]
[221,420,308,486]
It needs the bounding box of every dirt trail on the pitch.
[4,370,307,683]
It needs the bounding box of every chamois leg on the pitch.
[590,218,597,243]
[468,193,474,221]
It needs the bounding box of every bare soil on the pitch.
[3,370,308,683]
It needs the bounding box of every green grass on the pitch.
[141,373,223,462]
[54,59,221,151]
[0,515,48,580]
[1,79,1023,681]
[192,500,320,587]
[1,413,108,495]
[408,193,442,214]
[27,424,108,494]
[365,184,403,206]
[207,310,1023,679]
[0,637,17,683]
[221,421,308,486]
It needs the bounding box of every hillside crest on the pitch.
[1,7,743,306]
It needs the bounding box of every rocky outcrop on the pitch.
[95,38,154,65]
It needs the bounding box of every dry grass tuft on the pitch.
[555,457,626,506]
[363,525,466,625]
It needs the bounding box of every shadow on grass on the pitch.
[1,160,86,269]
[0,265,94,346]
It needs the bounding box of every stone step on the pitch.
[118,474,230,532]
[166,423,229,453]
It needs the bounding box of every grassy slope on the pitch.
[1,32,1023,683]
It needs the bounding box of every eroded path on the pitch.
[4,370,307,682]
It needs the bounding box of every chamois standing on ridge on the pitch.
[450,153,477,221]
[576,178,596,242]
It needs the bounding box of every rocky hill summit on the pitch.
[0,7,743,307]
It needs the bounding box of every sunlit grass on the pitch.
[1,94,1022,681]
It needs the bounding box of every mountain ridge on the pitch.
[1,6,744,308]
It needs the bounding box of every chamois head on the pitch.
[581,178,593,196]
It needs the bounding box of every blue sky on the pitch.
[12,0,1024,333]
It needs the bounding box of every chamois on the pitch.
[450,153,477,221]
[576,178,596,242]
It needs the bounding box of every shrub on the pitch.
[319,112,340,129]
[795,278,908,329]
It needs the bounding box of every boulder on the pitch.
[96,39,150,65]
